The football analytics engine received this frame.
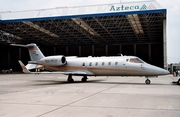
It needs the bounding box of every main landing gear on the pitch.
[145,78,151,85]
[67,75,88,83]
[67,74,74,83]
[81,76,88,82]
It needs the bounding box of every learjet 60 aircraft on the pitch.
[11,43,169,84]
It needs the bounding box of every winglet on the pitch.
[18,60,31,74]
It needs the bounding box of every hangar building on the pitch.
[0,0,167,71]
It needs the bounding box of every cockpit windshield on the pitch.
[129,58,144,63]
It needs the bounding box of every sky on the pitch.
[0,0,180,64]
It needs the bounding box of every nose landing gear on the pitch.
[177,78,180,85]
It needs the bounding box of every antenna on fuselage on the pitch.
[118,53,123,56]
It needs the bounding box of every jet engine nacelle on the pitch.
[37,56,66,66]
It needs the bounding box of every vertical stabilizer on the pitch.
[26,43,45,61]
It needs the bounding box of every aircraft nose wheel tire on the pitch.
[145,79,151,85]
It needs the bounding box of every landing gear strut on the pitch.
[81,76,88,82]
[67,74,74,83]
[145,79,151,85]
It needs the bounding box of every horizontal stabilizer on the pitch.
[10,44,27,47]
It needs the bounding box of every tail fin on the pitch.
[26,43,45,61]
[18,60,31,73]
[11,43,45,61]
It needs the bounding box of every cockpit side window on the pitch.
[130,58,143,63]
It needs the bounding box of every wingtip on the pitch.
[18,60,31,74]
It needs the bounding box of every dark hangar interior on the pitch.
[0,8,166,71]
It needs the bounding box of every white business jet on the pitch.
[11,43,169,84]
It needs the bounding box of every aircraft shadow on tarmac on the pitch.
[31,79,172,86]
[31,80,105,86]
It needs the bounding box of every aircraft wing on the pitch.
[18,60,31,74]
[18,60,87,75]
[31,71,87,75]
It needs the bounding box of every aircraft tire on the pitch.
[145,79,151,85]
[81,78,87,82]
[68,78,74,83]
[177,78,180,85]
[81,76,88,82]
[68,75,74,83]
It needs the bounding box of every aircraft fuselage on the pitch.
[43,56,169,76]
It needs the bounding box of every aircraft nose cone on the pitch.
[146,64,170,75]
[154,66,170,75]
[161,69,170,75]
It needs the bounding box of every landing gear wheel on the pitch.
[145,79,151,85]
[67,75,74,83]
[177,78,180,85]
[81,76,88,82]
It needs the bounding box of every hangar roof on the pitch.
[0,1,166,45]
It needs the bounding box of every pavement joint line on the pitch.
[1,101,180,114]
[68,105,180,111]
[0,102,63,107]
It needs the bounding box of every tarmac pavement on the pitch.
[0,73,180,117]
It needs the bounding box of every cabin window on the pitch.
[89,62,92,66]
[108,62,111,65]
[115,62,118,65]
[95,62,98,66]
[102,62,105,66]
[82,62,85,66]
[129,58,143,63]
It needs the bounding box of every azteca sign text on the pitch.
[109,4,153,11]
